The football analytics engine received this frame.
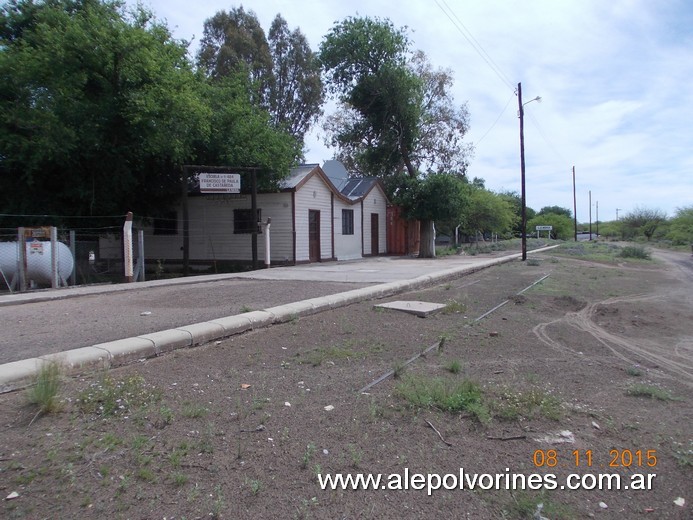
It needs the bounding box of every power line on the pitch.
[474,92,516,146]
[433,0,515,91]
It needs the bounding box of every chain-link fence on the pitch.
[0,210,260,293]
[0,215,127,293]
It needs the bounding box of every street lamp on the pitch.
[518,82,541,261]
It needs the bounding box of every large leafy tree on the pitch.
[319,16,472,178]
[391,173,468,257]
[0,0,210,221]
[319,16,473,256]
[267,14,324,145]
[197,8,323,150]
[197,6,273,94]
[196,75,301,191]
[463,187,517,240]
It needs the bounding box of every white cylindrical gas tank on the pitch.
[0,241,74,285]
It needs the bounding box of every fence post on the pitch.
[136,229,145,282]
[50,226,59,289]
[69,230,76,286]
[123,212,134,282]
[17,228,27,292]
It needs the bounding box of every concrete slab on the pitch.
[0,358,48,392]
[94,337,157,367]
[241,310,275,329]
[138,329,192,355]
[266,301,316,323]
[374,300,447,317]
[208,315,252,335]
[176,322,226,346]
[40,346,110,372]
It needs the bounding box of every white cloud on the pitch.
[135,0,692,221]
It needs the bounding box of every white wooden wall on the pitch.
[361,186,388,255]
[333,198,363,260]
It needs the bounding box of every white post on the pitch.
[123,212,134,282]
[50,226,59,288]
[264,217,271,267]
[69,230,76,286]
[17,227,27,292]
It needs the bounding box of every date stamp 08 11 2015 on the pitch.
[532,449,658,469]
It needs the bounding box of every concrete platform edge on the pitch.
[0,249,555,393]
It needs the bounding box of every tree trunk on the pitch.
[419,219,436,258]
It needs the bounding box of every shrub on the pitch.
[619,246,650,260]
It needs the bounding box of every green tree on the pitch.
[528,213,573,240]
[538,206,572,218]
[320,17,471,177]
[197,76,301,190]
[319,16,472,254]
[497,190,536,236]
[197,8,323,150]
[392,173,468,257]
[621,206,667,241]
[464,188,517,240]
[0,0,210,220]
[197,6,272,92]
[267,14,324,147]
[666,206,693,246]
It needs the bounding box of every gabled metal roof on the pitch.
[279,164,320,190]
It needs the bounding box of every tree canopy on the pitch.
[0,0,210,219]
[197,8,323,150]
[666,206,693,245]
[319,16,472,179]
[0,0,300,223]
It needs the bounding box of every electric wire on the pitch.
[433,0,515,92]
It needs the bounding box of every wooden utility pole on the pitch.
[572,166,577,242]
[518,82,527,261]
[589,190,592,240]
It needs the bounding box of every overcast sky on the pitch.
[135,0,692,223]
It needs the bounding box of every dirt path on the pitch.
[533,249,693,388]
[1,250,690,519]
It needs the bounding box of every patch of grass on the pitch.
[526,258,541,266]
[296,344,364,366]
[245,477,262,495]
[671,441,692,467]
[158,405,174,425]
[442,299,466,314]
[504,491,575,519]
[626,366,643,377]
[619,245,651,259]
[181,402,210,418]
[626,384,677,401]
[490,387,563,421]
[348,444,363,469]
[445,360,462,374]
[77,375,162,418]
[395,375,490,424]
[26,361,63,418]
[392,361,407,380]
[136,467,156,482]
[301,442,316,469]
[170,472,188,486]
[239,305,253,313]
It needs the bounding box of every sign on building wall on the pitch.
[199,173,241,194]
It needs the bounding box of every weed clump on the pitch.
[619,246,650,259]
[26,361,63,418]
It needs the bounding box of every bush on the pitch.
[619,246,650,259]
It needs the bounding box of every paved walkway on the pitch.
[0,249,557,392]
